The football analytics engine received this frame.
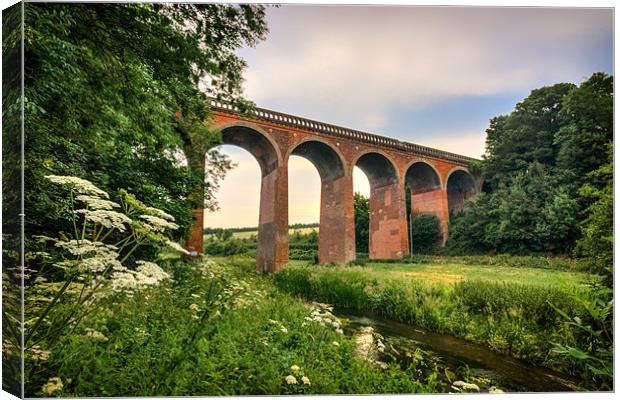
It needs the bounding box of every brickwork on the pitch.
[185,106,478,272]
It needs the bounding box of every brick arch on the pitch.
[351,150,400,186]
[286,138,347,181]
[446,167,477,214]
[213,121,284,174]
[404,160,443,194]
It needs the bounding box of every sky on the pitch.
[205,5,613,228]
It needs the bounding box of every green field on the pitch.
[204,227,317,240]
[286,259,596,289]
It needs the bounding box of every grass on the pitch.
[287,259,597,289]
[274,258,604,386]
[26,256,437,397]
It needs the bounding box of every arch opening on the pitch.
[289,140,353,264]
[405,162,441,194]
[355,152,398,188]
[290,140,344,182]
[221,125,279,176]
[447,169,476,215]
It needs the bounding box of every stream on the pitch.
[336,310,582,393]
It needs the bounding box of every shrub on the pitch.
[410,214,441,253]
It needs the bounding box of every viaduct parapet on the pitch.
[186,99,481,272]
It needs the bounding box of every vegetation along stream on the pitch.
[337,310,582,393]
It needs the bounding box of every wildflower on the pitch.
[165,240,190,255]
[41,377,63,396]
[332,341,340,347]
[85,328,108,342]
[144,206,176,221]
[76,195,120,210]
[139,215,179,232]
[290,365,300,373]
[31,346,50,362]
[189,304,200,312]
[301,376,311,385]
[285,375,297,385]
[77,209,132,231]
[46,175,108,198]
[280,327,288,334]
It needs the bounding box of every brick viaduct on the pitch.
[186,99,481,273]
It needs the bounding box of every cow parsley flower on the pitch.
[285,375,297,385]
[46,175,108,198]
[76,195,120,210]
[301,376,311,385]
[165,240,190,255]
[77,209,132,231]
[140,215,179,232]
[144,206,175,221]
[85,328,108,342]
[290,365,300,373]
[41,377,63,395]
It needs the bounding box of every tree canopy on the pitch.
[20,3,268,249]
[448,72,613,264]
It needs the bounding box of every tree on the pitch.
[447,73,612,255]
[22,3,268,253]
[483,83,575,189]
[575,145,613,279]
[353,192,369,254]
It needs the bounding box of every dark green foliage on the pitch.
[23,3,267,252]
[410,214,441,253]
[33,259,438,396]
[447,73,613,255]
[575,146,613,278]
[354,192,370,254]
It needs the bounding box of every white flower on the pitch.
[280,327,288,334]
[31,346,50,362]
[165,240,190,255]
[85,328,108,342]
[290,365,300,373]
[46,175,108,198]
[77,209,132,231]
[140,215,179,232]
[144,206,176,221]
[41,377,63,395]
[285,375,297,385]
[189,303,200,312]
[76,195,120,210]
[55,239,118,257]
[332,341,340,347]
[301,376,311,385]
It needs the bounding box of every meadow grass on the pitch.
[286,259,597,289]
[274,258,603,386]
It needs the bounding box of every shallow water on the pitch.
[337,310,582,393]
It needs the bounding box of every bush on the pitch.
[410,214,441,253]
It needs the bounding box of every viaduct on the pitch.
[186,99,481,273]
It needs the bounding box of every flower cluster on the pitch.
[139,215,179,232]
[41,377,63,396]
[303,302,343,334]
[77,209,132,232]
[76,195,120,210]
[269,319,289,334]
[284,364,311,388]
[85,328,108,342]
[110,260,170,293]
[31,346,51,362]
[46,175,108,197]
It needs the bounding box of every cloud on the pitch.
[240,6,612,132]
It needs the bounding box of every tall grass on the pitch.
[273,264,590,380]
